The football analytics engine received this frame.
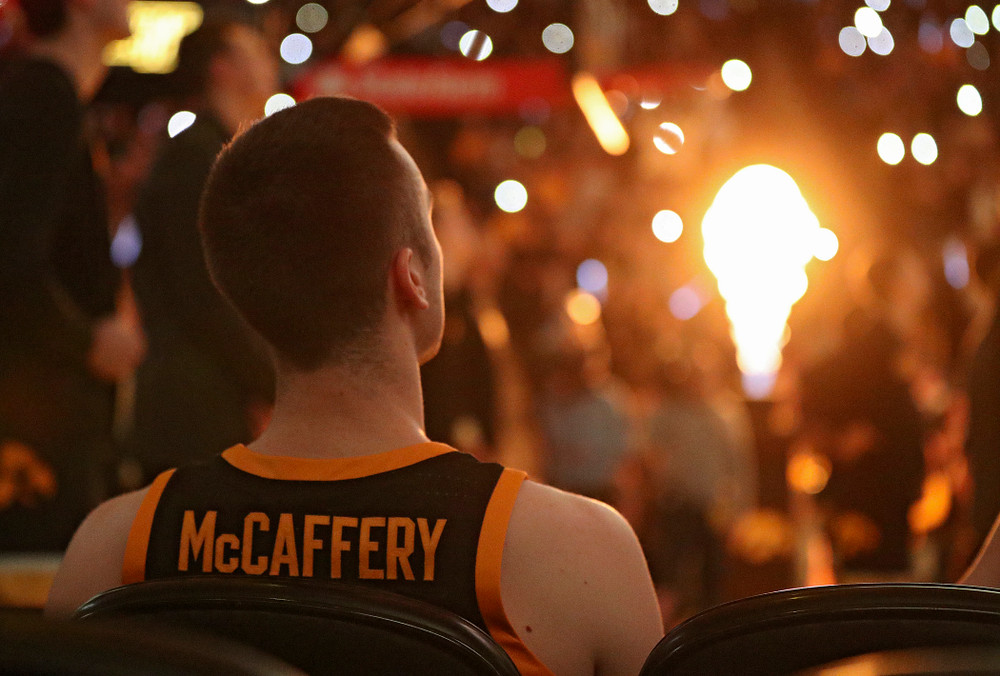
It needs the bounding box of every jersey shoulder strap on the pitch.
[475,469,554,676]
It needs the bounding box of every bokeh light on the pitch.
[572,73,630,156]
[969,41,991,70]
[669,286,704,321]
[110,214,143,268]
[653,122,685,154]
[865,0,890,9]
[950,18,975,47]
[877,132,905,165]
[265,93,296,116]
[648,0,679,15]
[459,29,493,60]
[994,5,1000,31]
[514,126,546,158]
[918,20,943,53]
[486,0,518,12]
[966,5,990,34]
[167,110,196,138]
[295,3,328,33]
[565,290,602,325]
[652,210,684,243]
[280,33,312,64]
[839,26,867,56]
[702,165,822,399]
[576,259,609,296]
[542,23,574,54]
[868,27,895,55]
[943,237,970,289]
[721,59,752,91]
[958,83,983,116]
[855,7,883,37]
[787,449,831,495]
[911,132,938,165]
[494,180,528,213]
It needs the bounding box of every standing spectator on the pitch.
[420,180,498,459]
[129,18,278,479]
[0,0,145,550]
[964,242,1000,549]
[800,310,925,579]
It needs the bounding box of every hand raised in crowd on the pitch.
[87,315,146,383]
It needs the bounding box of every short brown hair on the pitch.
[199,97,431,371]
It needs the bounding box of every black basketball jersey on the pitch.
[122,442,551,675]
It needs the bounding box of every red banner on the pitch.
[292,57,570,117]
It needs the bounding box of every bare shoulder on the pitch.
[45,487,149,618]
[501,481,663,676]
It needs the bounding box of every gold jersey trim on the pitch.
[122,468,176,584]
[221,442,455,481]
[475,470,554,676]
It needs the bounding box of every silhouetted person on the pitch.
[130,18,278,479]
[0,0,145,550]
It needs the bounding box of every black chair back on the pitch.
[1,608,305,675]
[641,583,1000,676]
[75,577,520,676]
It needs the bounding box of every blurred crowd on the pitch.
[5,0,1000,628]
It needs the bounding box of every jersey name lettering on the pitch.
[177,510,447,581]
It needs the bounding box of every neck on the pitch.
[28,27,108,101]
[250,351,430,460]
[208,88,261,137]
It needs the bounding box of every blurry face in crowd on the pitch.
[216,24,280,113]
[81,0,131,44]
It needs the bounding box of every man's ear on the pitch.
[391,248,430,310]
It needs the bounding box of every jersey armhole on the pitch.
[121,469,176,584]
[475,469,554,676]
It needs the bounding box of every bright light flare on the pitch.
[572,73,630,156]
[839,26,867,56]
[653,122,685,155]
[967,5,990,34]
[459,29,493,60]
[167,110,196,137]
[702,165,821,399]
[565,289,602,326]
[958,84,983,116]
[280,33,312,64]
[721,59,752,91]
[494,180,528,213]
[652,210,684,242]
[486,0,518,12]
[102,1,203,73]
[265,93,296,116]
[542,23,574,54]
[648,0,679,15]
[877,132,905,165]
[951,18,975,47]
[855,7,883,37]
[911,132,938,165]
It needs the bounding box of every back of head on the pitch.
[199,97,431,371]
[173,17,240,102]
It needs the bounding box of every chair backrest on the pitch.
[75,576,520,676]
[641,583,1000,676]
[1,608,305,676]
